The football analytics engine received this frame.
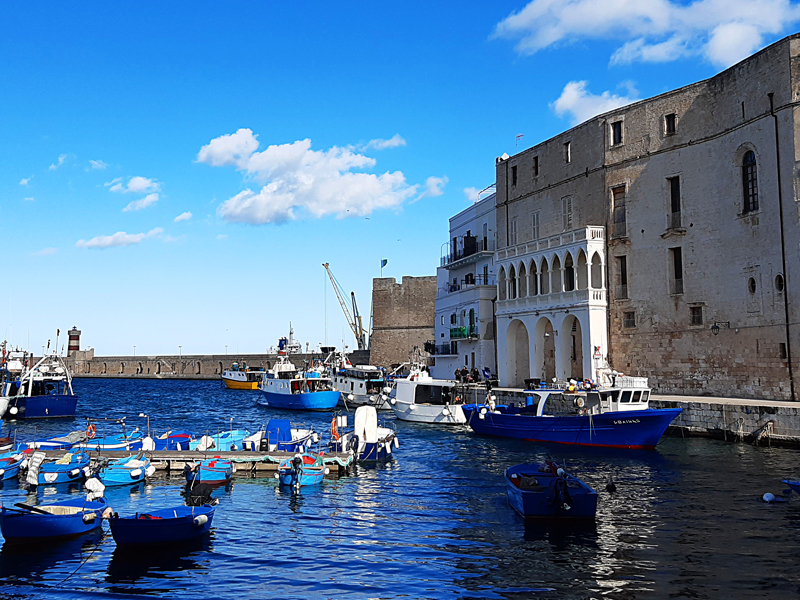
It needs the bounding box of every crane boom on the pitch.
[322,263,366,350]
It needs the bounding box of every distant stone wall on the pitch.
[370,275,436,368]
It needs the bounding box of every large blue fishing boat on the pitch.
[462,375,681,450]
[258,355,340,410]
[109,505,215,546]
[0,342,78,420]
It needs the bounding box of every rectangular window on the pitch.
[668,176,681,228]
[612,186,626,238]
[532,211,540,240]
[623,311,636,328]
[564,141,571,163]
[781,343,788,359]
[440,316,444,325]
[511,165,518,187]
[532,156,539,177]
[611,121,623,145]
[690,306,703,326]
[616,256,628,299]
[561,196,573,231]
[665,113,677,135]
[510,217,518,246]
[670,247,684,295]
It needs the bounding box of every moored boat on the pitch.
[258,356,340,411]
[332,353,390,410]
[783,479,800,495]
[221,362,265,390]
[242,420,317,452]
[276,452,327,487]
[98,452,153,487]
[33,452,91,486]
[462,375,681,450]
[328,407,398,462]
[0,497,110,542]
[108,504,215,546]
[184,458,232,486]
[505,462,598,520]
[389,365,466,424]
[0,450,26,481]
[188,429,249,452]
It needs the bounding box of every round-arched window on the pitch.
[748,277,757,294]
[776,274,785,293]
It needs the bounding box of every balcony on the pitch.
[438,274,496,296]
[441,236,495,268]
[450,325,478,340]
[426,342,458,356]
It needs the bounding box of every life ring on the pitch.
[331,416,340,442]
[86,424,97,439]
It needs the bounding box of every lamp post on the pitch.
[133,345,136,357]
[178,346,182,359]
[225,345,228,355]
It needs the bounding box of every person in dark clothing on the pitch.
[471,367,480,382]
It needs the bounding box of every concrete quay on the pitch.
[489,387,800,447]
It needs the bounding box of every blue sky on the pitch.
[2,0,798,356]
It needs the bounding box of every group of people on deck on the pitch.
[454,366,481,384]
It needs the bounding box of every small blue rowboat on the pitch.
[276,452,328,487]
[783,479,800,495]
[76,430,145,452]
[188,429,249,452]
[28,430,87,451]
[38,452,91,486]
[151,430,194,451]
[0,451,25,480]
[109,505,214,546]
[0,497,109,542]
[505,463,598,520]
[184,458,232,485]
[99,452,152,487]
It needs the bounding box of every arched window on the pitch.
[742,151,758,213]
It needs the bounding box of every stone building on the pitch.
[429,190,498,379]
[370,276,437,368]
[494,34,800,400]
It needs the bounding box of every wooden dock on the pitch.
[41,450,354,476]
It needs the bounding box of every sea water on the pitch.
[0,378,799,599]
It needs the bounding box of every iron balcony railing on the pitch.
[440,274,496,295]
[426,342,457,356]
[441,236,495,266]
[450,325,478,340]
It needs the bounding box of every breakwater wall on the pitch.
[67,350,370,380]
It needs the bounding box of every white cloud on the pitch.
[32,247,57,256]
[363,134,407,151]
[122,193,159,212]
[174,211,192,222]
[19,176,32,186]
[76,227,163,249]
[108,176,160,194]
[24,197,34,202]
[464,187,481,202]
[199,130,419,224]
[493,0,800,68]
[412,176,448,203]
[89,159,108,170]
[49,154,68,170]
[551,80,639,125]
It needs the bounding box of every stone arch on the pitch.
[539,257,550,294]
[498,267,507,301]
[577,250,589,290]
[561,315,584,380]
[564,252,575,292]
[534,317,556,382]
[506,319,530,388]
[156,362,161,375]
[196,361,202,375]
[218,361,223,374]
[518,262,528,297]
[508,264,517,299]
[102,362,107,374]
[591,252,603,289]
[138,361,143,374]
[551,255,562,293]
[528,259,538,295]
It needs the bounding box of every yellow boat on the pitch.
[221,363,266,390]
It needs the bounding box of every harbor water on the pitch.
[1,379,800,599]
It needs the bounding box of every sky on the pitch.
[3,0,799,356]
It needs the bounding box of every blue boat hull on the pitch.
[329,440,392,462]
[38,454,90,486]
[506,465,597,520]
[463,406,681,450]
[109,505,214,545]
[260,390,340,410]
[783,479,800,495]
[0,498,107,542]
[0,457,23,481]
[5,394,78,419]
[185,460,232,485]
[278,468,324,487]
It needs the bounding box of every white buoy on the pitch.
[348,394,355,401]
[390,398,397,405]
[383,386,392,394]
[324,467,330,475]
[129,468,143,479]
[145,465,156,477]
[763,492,776,503]
[442,408,450,416]
[393,437,399,449]
[193,514,208,526]
[274,473,280,479]
[9,407,17,415]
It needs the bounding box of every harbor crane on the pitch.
[322,263,368,351]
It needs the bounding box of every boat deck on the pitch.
[40,450,354,475]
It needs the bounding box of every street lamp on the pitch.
[133,345,136,357]
[225,345,228,355]
[178,345,182,359]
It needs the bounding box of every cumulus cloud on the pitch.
[108,176,160,194]
[32,247,57,256]
[493,0,800,68]
[19,176,32,186]
[122,193,159,212]
[362,134,407,151]
[198,129,419,224]
[411,176,448,203]
[76,227,164,250]
[49,154,68,170]
[551,80,639,125]
[464,187,481,202]
[174,211,192,222]
[89,159,108,170]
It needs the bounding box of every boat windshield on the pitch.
[538,392,573,416]
[414,384,455,406]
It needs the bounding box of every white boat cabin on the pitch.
[519,376,651,416]
[334,365,384,396]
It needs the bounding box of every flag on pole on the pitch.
[381,259,388,268]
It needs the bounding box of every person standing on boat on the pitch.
[471,367,480,383]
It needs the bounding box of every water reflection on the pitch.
[0,529,104,585]
[106,535,213,590]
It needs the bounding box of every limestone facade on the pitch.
[494,34,800,400]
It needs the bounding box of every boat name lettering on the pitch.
[613,418,641,425]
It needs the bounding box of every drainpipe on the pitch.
[504,160,510,247]
[768,92,796,402]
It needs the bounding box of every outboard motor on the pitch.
[547,471,573,511]
[184,482,216,506]
[347,435,359,454]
